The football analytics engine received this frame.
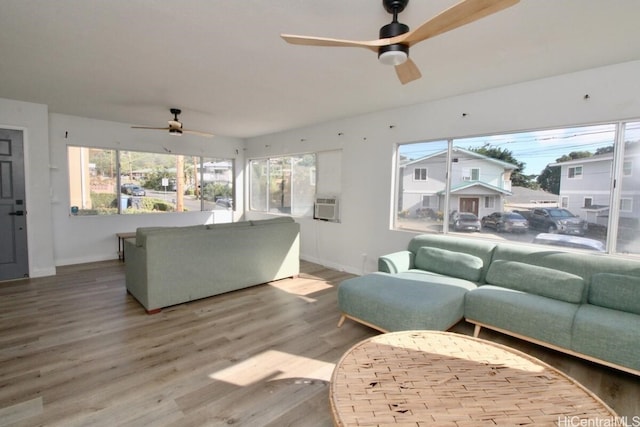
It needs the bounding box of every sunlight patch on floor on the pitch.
[209,350,335,386]
[269,277,334,298]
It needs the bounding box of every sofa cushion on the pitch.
[414,247,483,282]
[485,260,585,303]
[205,221,251,230]
[250,217,294,226]
[465,286,578,349]
[588,273,640,315]
[338,272,476,332]
[572,304,640,372]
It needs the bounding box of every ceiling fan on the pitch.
[281,0,519,85]
[131,108,214,137]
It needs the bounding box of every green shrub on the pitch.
[90,192,117,209]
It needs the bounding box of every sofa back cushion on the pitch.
[250,217,294,226]
[408,234,496,282]
[589,273,640,315]
[415,246,483,282]
[485,260,585,303]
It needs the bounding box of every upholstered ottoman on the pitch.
[337,271,477,332]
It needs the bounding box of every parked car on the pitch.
[130,186,146,196]
[122,184,145,196]
[120,183,135,194]
[528,208,587,235]
[481,211,529,233]
[533,233,605,252]
[215,197,233,209]
[450,212,481,232]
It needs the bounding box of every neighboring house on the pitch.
[550,145,640,226]
[504,186,558,211]
[201,160,233,185]
[399,147,516,219]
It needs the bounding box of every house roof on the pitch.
[505,186,558,204]
[438,181,513,196]
[1,1,640,138]
[548,142,640,167]
[404,147,518,170]
[548,153,613,167]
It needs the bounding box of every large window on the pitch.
[249,154,316,217]
[395,121,640,256]
[67,146,234,215]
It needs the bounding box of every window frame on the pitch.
[414,167,428,181]
[67,145,235,216]
[248,152,317,217]
[568,165,583,179]
[393,119,640,256]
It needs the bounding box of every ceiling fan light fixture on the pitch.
[379,49,408,66]
[378,18,409,65]
[169,128,183,136]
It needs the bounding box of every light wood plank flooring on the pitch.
[0,260,638,426]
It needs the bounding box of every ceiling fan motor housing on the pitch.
[378,21,409,61]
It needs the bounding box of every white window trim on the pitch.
[471,168,480,181]
[568,165,583,179]
[414,167,428,181]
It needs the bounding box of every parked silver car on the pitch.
[533,233,605,252]
[481,211,529,233]
[450,212,481,232]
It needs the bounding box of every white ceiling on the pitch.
[1,0,639,139]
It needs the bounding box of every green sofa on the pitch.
[337,234,640,376]
[124,217,300,313]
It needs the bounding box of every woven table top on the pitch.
[330,331,619,426]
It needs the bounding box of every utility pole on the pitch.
[176,155,184,211]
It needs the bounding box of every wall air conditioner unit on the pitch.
[314,196,339,222]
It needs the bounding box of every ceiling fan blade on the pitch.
[395,58,422,85]
[281,34,384,51]
[131,126,170,131]
[183,130,214,138]
[398,0,519,46]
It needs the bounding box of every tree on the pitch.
[470,145,537,188]
[595,145,614,155]
[537,151,593,194]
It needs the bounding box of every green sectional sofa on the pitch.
[124,217,299,313]
[337,234,640,376]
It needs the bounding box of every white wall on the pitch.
[4,59,640,276]
[0,98,56,278]
[48,113,245,265]
[245,60,640,275]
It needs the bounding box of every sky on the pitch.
[399,121,640,176]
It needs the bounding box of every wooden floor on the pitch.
[0,261,638,426]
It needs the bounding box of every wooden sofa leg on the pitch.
[473,324,481,338]
[146,308,162,315]
[337,314,346,328]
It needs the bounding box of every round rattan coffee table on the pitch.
[330,331,618,426]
